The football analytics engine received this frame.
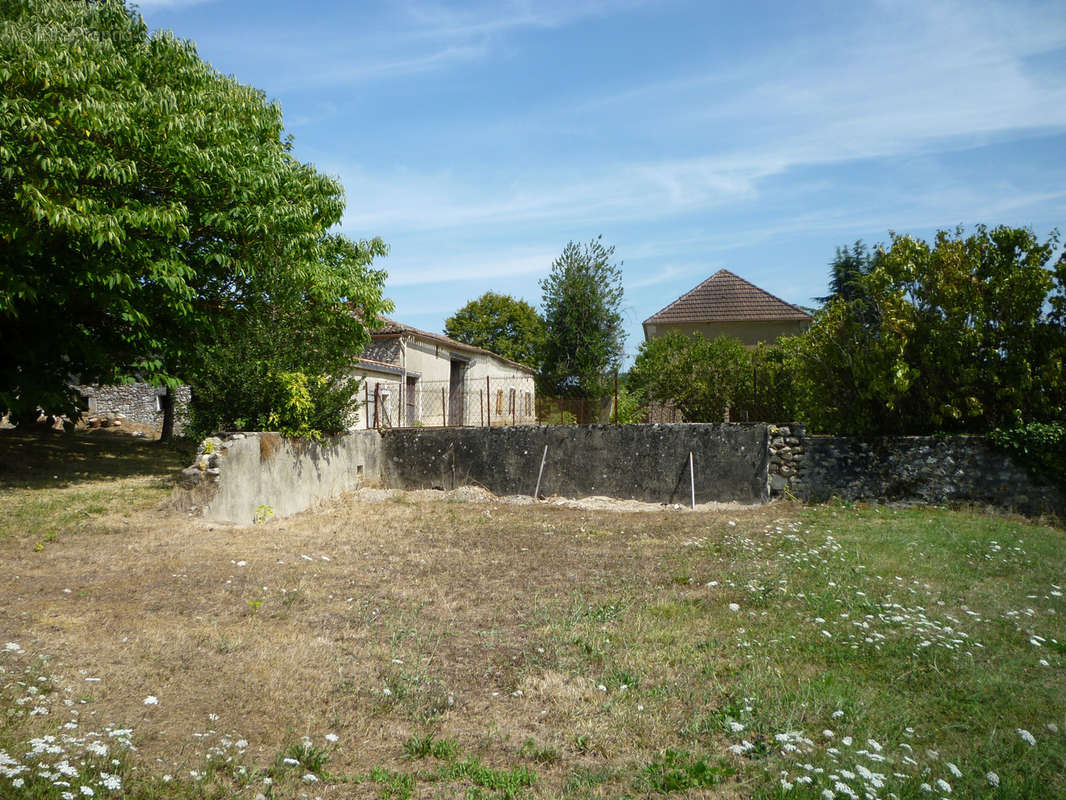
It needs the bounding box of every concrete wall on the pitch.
[350,336,536,429]
[644,319,809,347]
[179,423,1062,524]
[179,430,383,524]
[380,424,770,505]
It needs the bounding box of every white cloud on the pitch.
[328,0,1066,237]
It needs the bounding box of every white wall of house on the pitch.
[350,334,536,428]
[643,319,810,348]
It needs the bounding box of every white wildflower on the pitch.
[729,721,745,733]
[832,709,844,718]
[729,603,740,612]
[80,787,94,797]
[100,774,121,791]
[302,773,319,783]
[1017,728,1036,745]
[935,778,951,793]
[142,696,158,706]
[325,733,338,743]
[946,762,961,778]
[986,771,999,787]
[823,729,834,739]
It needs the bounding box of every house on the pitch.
[643,269,811,347]
[350,317,536,429]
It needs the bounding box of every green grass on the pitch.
[0,429,190,542]
[0,431,1063,798]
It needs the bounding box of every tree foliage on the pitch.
[444,291,545,368]
[539,237,626,398]
[791,225,1066,434]
[0,0,390,435]
[628,332,749,422]
[816,241,879,305]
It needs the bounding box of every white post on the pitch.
[534,445,548,499]
[689,451,695,510]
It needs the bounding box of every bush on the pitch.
[988,422,1066,489]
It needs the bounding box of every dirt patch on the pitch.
[0,461,793,793]
[350,484,760,514]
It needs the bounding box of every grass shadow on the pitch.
[0,429,193,489]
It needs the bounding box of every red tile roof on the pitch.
[643,270,811,324]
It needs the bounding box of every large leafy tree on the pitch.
[0,0,390,436]
[539,236,626,400]
[628,332,749,422]
[444,291,544,368]
[791,225,1066,434]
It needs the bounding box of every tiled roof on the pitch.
[643,270,811,324]
[369,316,535,373]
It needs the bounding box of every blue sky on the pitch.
[135,0,1066,362]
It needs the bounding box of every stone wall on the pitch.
[179,423,1063,524]
[380,424,769,505]
[770,428,1064,516]
[75,383,191,432]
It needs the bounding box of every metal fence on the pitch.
[358,376,536,429]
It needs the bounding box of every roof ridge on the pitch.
[370,316,535,373]
[642,269,730,324]
[642,270,811,325]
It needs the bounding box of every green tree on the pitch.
[444,292,545,368]
[628,332,749,422]
[791,225,1066,434]
[539,236,626,401]
[0,0,390,437]
[816,241,879,305]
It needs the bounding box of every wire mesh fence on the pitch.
[357,376,537,429]
[355,365,794,429]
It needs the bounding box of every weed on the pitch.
[369,766,415,799]
[215,634,241,653]
[520,737,559,764]
[403,733,459,761]
[276,739,332,776]
[252,504,274,524]
[637,750,734,793]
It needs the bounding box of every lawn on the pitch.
[0,430,1063,799]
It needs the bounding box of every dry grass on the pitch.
[1,429,1063,800]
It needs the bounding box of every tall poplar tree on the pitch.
[538,236,626,401]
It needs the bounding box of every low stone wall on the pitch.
[380,424,770,505]
[178,424,1063,524]
[176,430,383,524]
[75,383,191,432]
[771,429,1064,516]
